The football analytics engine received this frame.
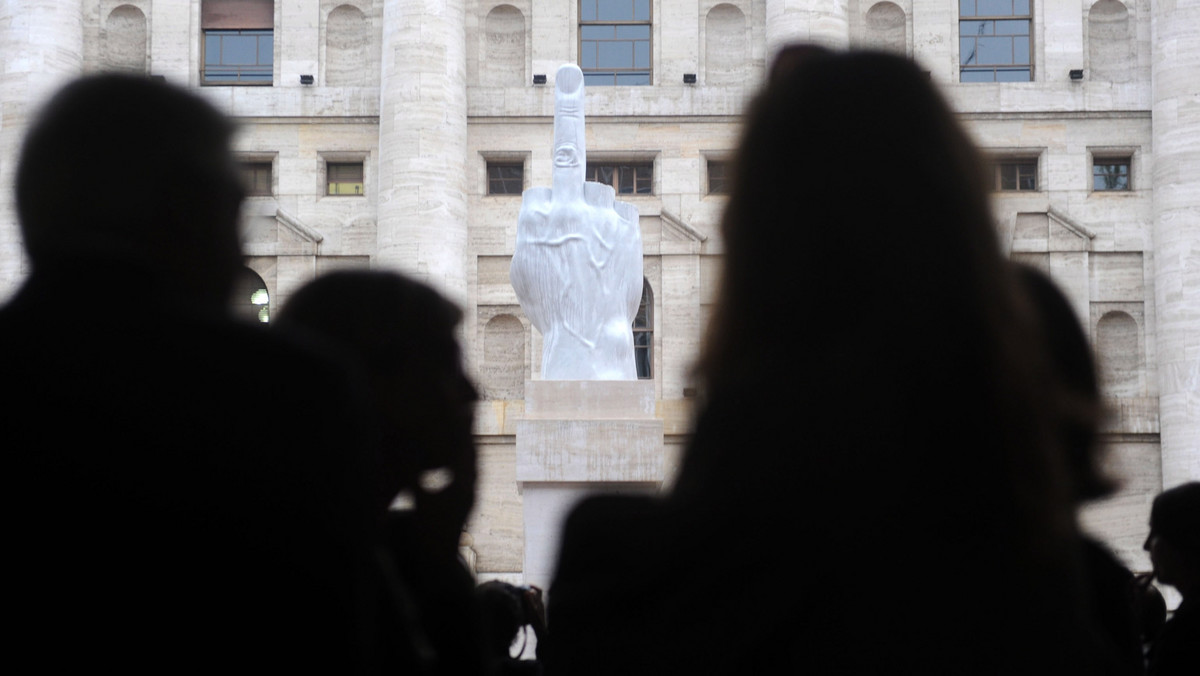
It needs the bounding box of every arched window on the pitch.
[232,267,270,323]
[633,279,652,379]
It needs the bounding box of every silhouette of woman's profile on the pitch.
[546,46,1108,675]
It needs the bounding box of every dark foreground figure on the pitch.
[277,271,485,675]
[1018,264,1146,675]
[1144,482,1200,676]
[1,75,375,672]
[546,47,1115,674]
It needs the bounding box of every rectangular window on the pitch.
[587,162,652,195]
[1093,158,1131,191]
[327,162,364,196]
[487,162,524,195]
[580,0,651,86]
[240,162,272,196]
[202,0,273,85]
[707,160,730,195]
[960,0,1032,82]
[994,159,1037,191]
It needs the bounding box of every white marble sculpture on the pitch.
[510,64,643,380]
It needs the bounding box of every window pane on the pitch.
[583,72,613,86]
[976,0,1012,16]
[995,67,1031,82]
[634,41,650,68]
[1014,0,1030,14]
[259,33,273,63]
[581,0,596,21]
[616,25,650,39]
[597,0,632,21]
[618,166,634,193]
[1014,36,1030,62]
[205,34,221,64]
[995,19,1028,35]
[223,35,258,65]
[598,41,633,68]
[634,0,649,21]
[580,43,597,68]
[977,37,1014,65]
[616,72,650,85]
[960,20,993,36]
[581,25,613,39]
[999,165,1017,190]
[960,0,975,14]
[961,38,978,65]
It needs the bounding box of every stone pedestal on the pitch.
[516,380,664,590]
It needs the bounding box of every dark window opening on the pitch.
[240,162,272,196]
[1093,158,1130,191]
[487,162,524,195]
[632,278,652,379]
[586,162,652,195]
[327,162,364,196]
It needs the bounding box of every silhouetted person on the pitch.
[276,270,483,675]
[546,47,1107,674]
[1017,264,1144,674]
[1,74,376,672]
[1143,482,1200,676]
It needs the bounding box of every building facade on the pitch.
[1,0,1196,581]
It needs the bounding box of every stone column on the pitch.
[0,0,83,301]
[376,0,469,307]
[765,0,849,65]
[1151,0,1200,488]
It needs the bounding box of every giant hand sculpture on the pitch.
[510,64,643,380]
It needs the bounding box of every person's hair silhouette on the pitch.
[2,74,376,673]
[16,74,244,312]
[547,46,1107,675]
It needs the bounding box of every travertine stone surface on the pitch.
[516,380,664,588]
[766,0,849,61]
[1151,0,1200,487]
[0,0,83,302]
[376,0,469,306]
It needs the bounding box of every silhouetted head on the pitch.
[275,271,477,511]
[698,46,1007,401]
[16,74,243,311]
[1014,264,1114,502]
[1144,482,1200,596]
[682,46,1074,575]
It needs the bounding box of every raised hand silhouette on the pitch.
[510,64,643,380]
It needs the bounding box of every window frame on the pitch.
[959,0,1033,83]
[706,158,731,195]
[992,157,1039,192]
[579,0,653,86]
[486,161,525,195]
[202,28,274,86]
[1091,156,1132,192]
[324,160,366,197]
[586,161,654,195]
[239,159,274,197]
